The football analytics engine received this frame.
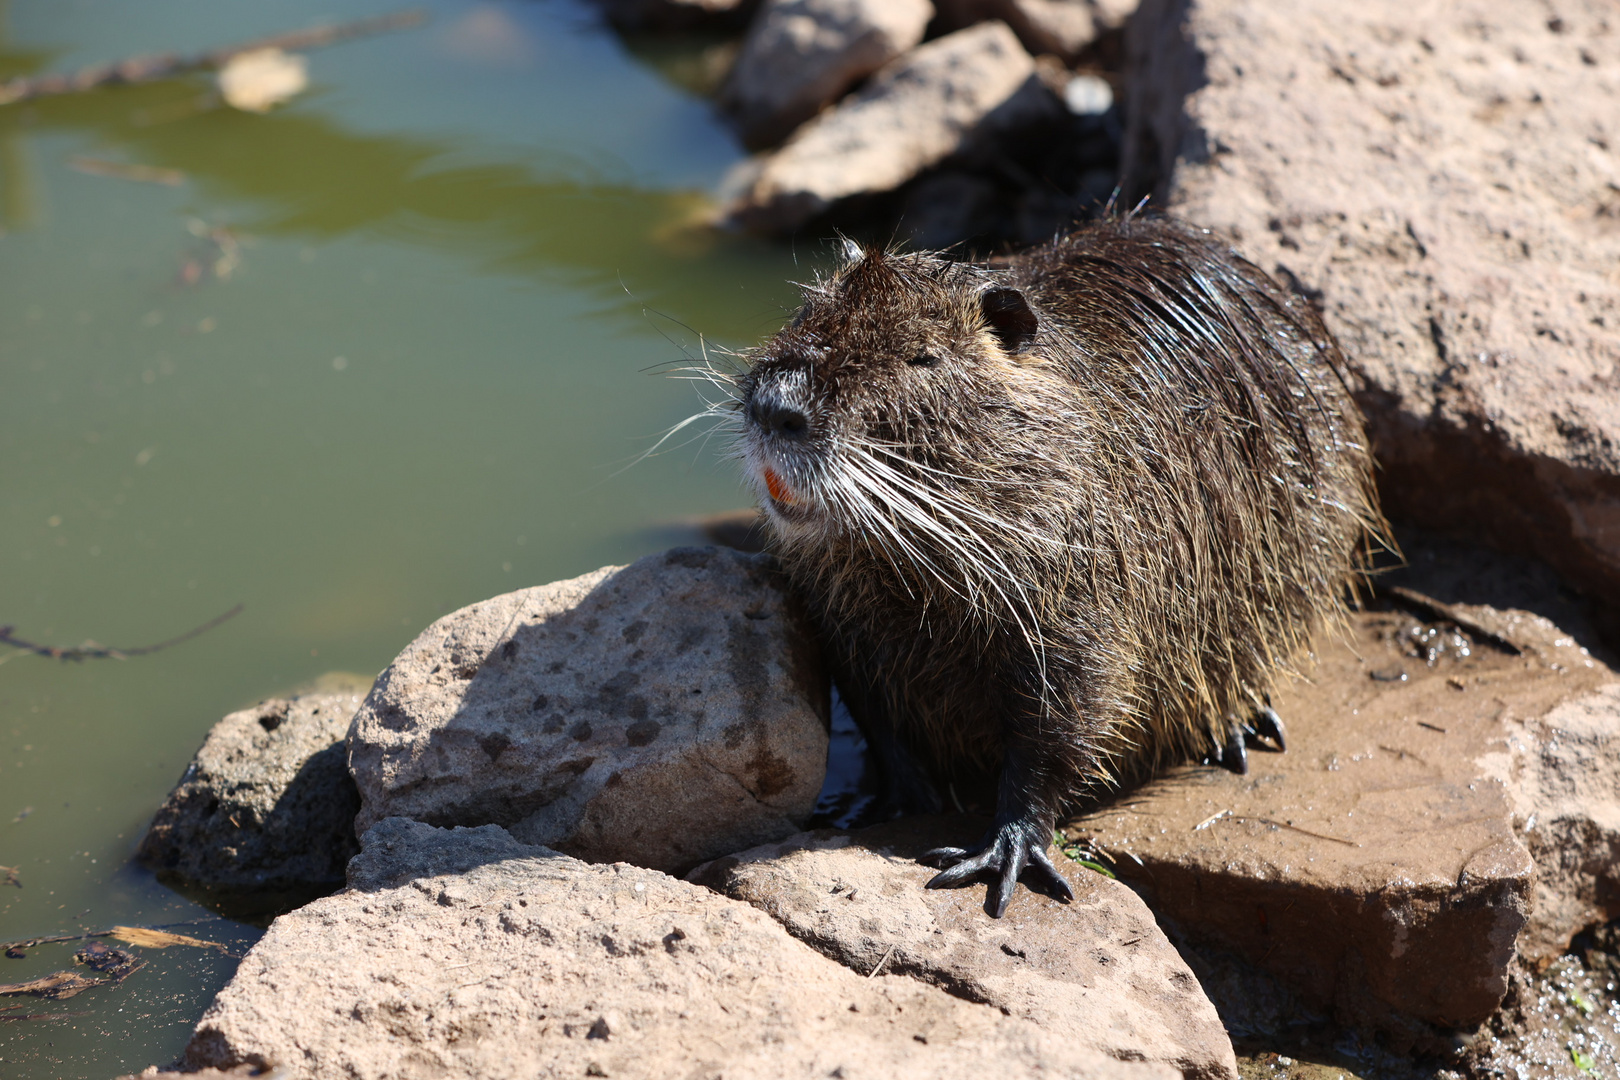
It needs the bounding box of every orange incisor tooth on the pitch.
[764,467,797,505]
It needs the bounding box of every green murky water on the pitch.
[0,2,802,1074]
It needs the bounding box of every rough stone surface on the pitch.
[724,21,1044,233]
[689,816,1239,1080]
[185,817,1175,1080]
[1120,0,1620,620]
[721,0,933,150]
[1066,592,1620,1043]
[934,0,1103,62]
[348,546,829,875]
[137,692,362,914]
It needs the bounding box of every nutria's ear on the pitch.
[982,287,1038,354]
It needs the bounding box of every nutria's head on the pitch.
[736,245,1048,552]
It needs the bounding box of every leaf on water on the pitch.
[0,970,102,1000]
[75,941,144,982]
[110,925,229,953]
[0,864,19,888]
[216,48,308,113]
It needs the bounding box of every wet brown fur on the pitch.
[728,215,1388,829]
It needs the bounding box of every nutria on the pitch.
[721,215,1387,916]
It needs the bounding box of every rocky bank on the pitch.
[127,0,1620,1075]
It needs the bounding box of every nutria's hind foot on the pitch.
[922,818,1074,918]
[1208,704,1289,774]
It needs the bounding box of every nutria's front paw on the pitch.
[922,818,1073,918]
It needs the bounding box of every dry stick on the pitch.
[0,9,426,107]
[0,603,243,662]
[1,921,234,955]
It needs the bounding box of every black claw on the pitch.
[919,820,1071,918]
[1217,724,1249,774]
[1026,845,1075,903]
[925,847,992,889]
[1254,706,1287,751]
[921,845,970,869]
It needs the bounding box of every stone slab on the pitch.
[1066,597,1619,1038]
[183,817,1176,1080]
[689,816,1240,1080]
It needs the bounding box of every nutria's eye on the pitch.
[907,352,938,368]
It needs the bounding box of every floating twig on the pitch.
[0,603,243,662]
[69,156,185,186]
[0,9,426,107]
[1,921,234,957]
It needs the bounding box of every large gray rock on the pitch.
[348,547,829,875]
[1120,0,1620,620]
[721,0,933,150]
[689,817,1239,1080]
[138,692,363,914]
[1066,589,1620,1046]
[185,817,1176,1080]
[723,21,1047,233]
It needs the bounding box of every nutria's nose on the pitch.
[751,399,810,440]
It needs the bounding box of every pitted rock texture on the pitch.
[723,21,1048,233]
[348,546,828,874]
[721,0,933,150]
[1120,0,1620,617]
[689,816,1239,1080]
[138,692,362,913]
[1066,593,1620,1040]
[185,818,1176,1080]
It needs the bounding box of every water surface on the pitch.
[0,2,806,1074]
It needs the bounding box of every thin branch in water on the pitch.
[0,9,427,107]
[0,603,243,662]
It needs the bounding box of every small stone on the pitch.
[216,48,308,113]
[137,692,363,916]
[1063,73,1113,115]
[724,22,1044,233]
[721,0,932,149]
[933,0,1103,62]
